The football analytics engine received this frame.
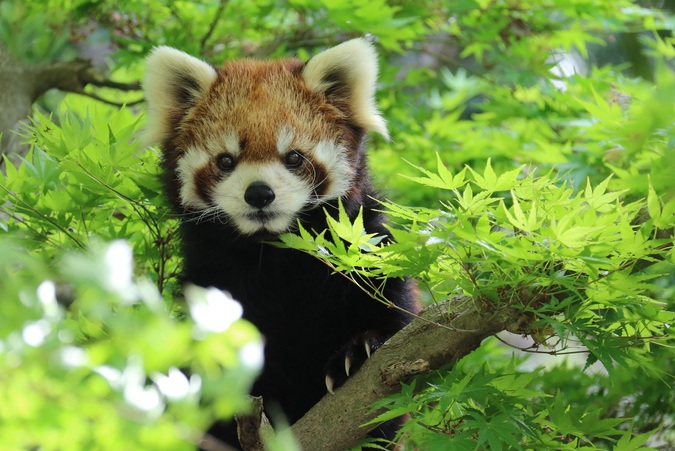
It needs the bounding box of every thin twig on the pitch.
[77,91,145,107]
[88,79,142,91]
[0,186,85,249]
[200,0,229,53]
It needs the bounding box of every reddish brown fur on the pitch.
[173,58,355,166]
[158,57,363,210]
[193,165,218,203]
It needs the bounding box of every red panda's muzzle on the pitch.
[244,182,276,209]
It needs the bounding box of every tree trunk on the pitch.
[0,45,131,170]
[0,46,35,167]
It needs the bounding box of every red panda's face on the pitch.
[143,39,387,236]
[174,64,355,235]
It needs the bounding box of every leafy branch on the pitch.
[268,161,674,449]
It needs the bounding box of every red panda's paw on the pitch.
[324,331,386,394]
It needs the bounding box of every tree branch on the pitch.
[285,296,522,450]
[31,59,141,100]
[87,78,142,91]
[76,91,144,107]
[200,0,230,53]
[278,210,674,450]
[0,51,143,168]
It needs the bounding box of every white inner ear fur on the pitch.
[142,46,218,146]
[302,38,389,140]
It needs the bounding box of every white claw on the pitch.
[364,340,372,359]
[345,356,352,376]
[325,374,335,395]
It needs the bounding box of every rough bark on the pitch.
[288,295,523,450]
[0,46,35,167]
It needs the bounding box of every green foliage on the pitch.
[281,159,673,363]
[1,106,178,292]
[0,1,77,63]
[280,160,674,447]
[0,108,266,449]
[367,355,661,450]
[0,239,262,450]
[1,0,674,449]
[373,1,675,206]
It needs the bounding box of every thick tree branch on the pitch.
[283,296,523,450]
[29,59,95,100]
[30,59,142,102]
[235,397,274,451]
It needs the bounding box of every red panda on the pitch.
[143,38,419,448]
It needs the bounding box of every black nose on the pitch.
[244,182,275,208]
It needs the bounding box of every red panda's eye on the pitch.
[285,150,303,168]
[216,154,235,171]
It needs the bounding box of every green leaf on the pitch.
[646,178,661,223]
[402,155,468,190]
[614,428,659,451]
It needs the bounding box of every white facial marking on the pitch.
[311,140,353,199]
[211,161,312,235]
[204,130,240,157]
[277,125,313,156]
[276,127,294,155]
[222,130,240,156]
[176,130,241,211]
[176,147,211,209]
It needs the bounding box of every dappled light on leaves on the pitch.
[102,239,135,299]
[185,284,244,334]
[151,367,202,402]
[21,320,50,347]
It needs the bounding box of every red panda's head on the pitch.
[143,39,387,236]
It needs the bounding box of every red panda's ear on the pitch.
[302,38,389,140]
[142,46,218,146]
